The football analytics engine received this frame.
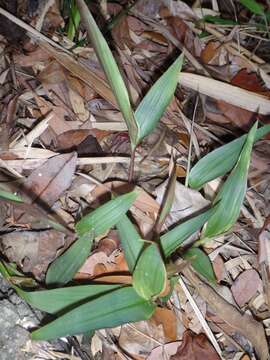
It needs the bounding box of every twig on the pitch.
[128,147,136,183]
[185,95,198,187]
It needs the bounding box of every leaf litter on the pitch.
[0,0,269,359]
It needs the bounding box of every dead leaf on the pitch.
[150,307,177,341]
[155,181,209,228]
[22,152,77,207]
[0,229,66,279]
[170,330,220,360]
[147,342,181,360]
[231,269,262,307]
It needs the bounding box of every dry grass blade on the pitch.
[179,73,270,115]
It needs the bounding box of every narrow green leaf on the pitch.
[67,0,81,41]
[240,0,264,15]
[76,0,138,147]
[160,207,215,258]
[189,124,270,189]
[0,190,23,202]
[116,214,143,272]
[135,54,184,144]
[183,248,215,282]
[17,284,120,314]
[75,190,138,236]
[133,244,167,300]
[203,122,257,239]
[32,287,156,340]
[46,231,94,286]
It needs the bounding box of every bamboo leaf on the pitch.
[16,284,120,314]
[75,190,138,236]
[189,124,270,189]
[135,54,184,144]
[133,244,167,300]
[183,248,215,282]
[202,122,257,239]
[160,207,215,258]
[76,0,138,147]
[46,231,94,286]
[116,214,143,272]
[31,287,156,340]
[240,0,264,15]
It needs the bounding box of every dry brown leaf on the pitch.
[231,269,262,307]
[170,330,220,360]
[150,307,177,341]
[147,342,181,360]
[22,152,77,207]
[0,230,66,279]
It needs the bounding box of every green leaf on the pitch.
[67,0,81,41]
[133,244,167,300]
[202,15,238,25]
[135,54,184,144]
[76,0,138,147]
[75,190,138,236]
[116,214,143,272]
[189,124,270,189]
[0,190,23,202]
[203,122,257,239]
[16,284,121,314]
[46,231,94,286]
[183,248,215,282]
[160,207,215,258]
[31,286,156,340]
[240,0,264,15]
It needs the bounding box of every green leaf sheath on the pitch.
[202,122,258,239]
[133,244,166,300]
[189,124,270,189]
[183,248,216,282]
[160,207,215,258]
[32,287,156,340]
[76,0,138,147]
[135,54,184,144]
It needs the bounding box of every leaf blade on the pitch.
[135,54,184,144]
[133,244,167,300]
[17,284,121,314]
[31,287,156,340]
[46,231,94,286]
[189,124,270,189]
[183,248,215,282]
[116,214,143,272]
[202,122,258,239]
[76,0,138,146]
[75,191,139,236]
[160,207,215,258]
